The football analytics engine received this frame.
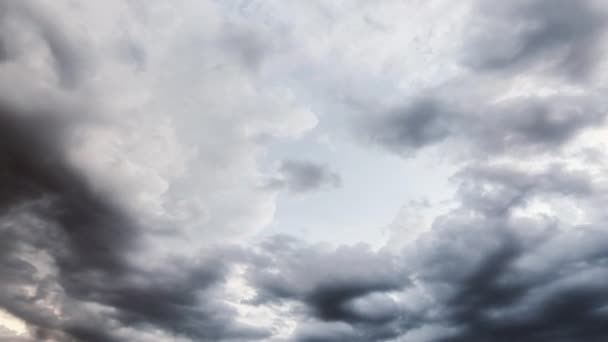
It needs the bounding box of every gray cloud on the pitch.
[463,0,608,80]
[0,1,281,339]
[3,0,608,341]
[244,236,410,340]
[357,0,608,159]
[267,160,341,194]
[343,1,608,335]
[3,96,608,340]
[293,321,359,342]
[360,98,455,156]
[453,163,596,216]
[0,36,8,62]
[359,94,606,158]
[220,21,277,72]
[0,0,89,88]
[240,159,608,341]
[417,210,608,342]
[0,102,269,341]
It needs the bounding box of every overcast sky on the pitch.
[2,1,608,341]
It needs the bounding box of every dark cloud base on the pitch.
[246,177,608,341]
[0,102,270,341]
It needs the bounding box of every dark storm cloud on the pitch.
[410,162,608,341]
[0,8,266,337]
[248,236,406,321]
[244,236,412,340]
[348,8,608,338]
[417,158,608,342]
[0,102,269,341]
[241,157,608,341]
[4,1,608,341]
[419,214,608,342]
[359,94,606,158]
[464,0,608,80]
[0,104,136,272]
[0,101,130,339]
[0,1,275,340]
[267,159,341,194]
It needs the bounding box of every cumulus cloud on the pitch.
[409,205,608,342]
[238,160,608,341]
[242,236,409,341]
[272,0,608,341]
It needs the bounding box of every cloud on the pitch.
[353,0,608,160]
[0,0,90,88]
[244,236,409,340]
[453,162,596,217]
[463,0,608,80]
[360,98,454,155]
[337,2,608,338]
[241,2,608,338]
[249,237,406,320]
[237,158,608,341]
[3,0,608,341]
[293,321,359,342]
[0,0,312,340]
[0,100,270,341]
[412,206,608,342]
[267,160,341,194]
[0,104,135,275]
[359,93,606,158]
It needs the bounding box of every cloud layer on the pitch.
[2,0,608,341]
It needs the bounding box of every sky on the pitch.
[2,0,608,341]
